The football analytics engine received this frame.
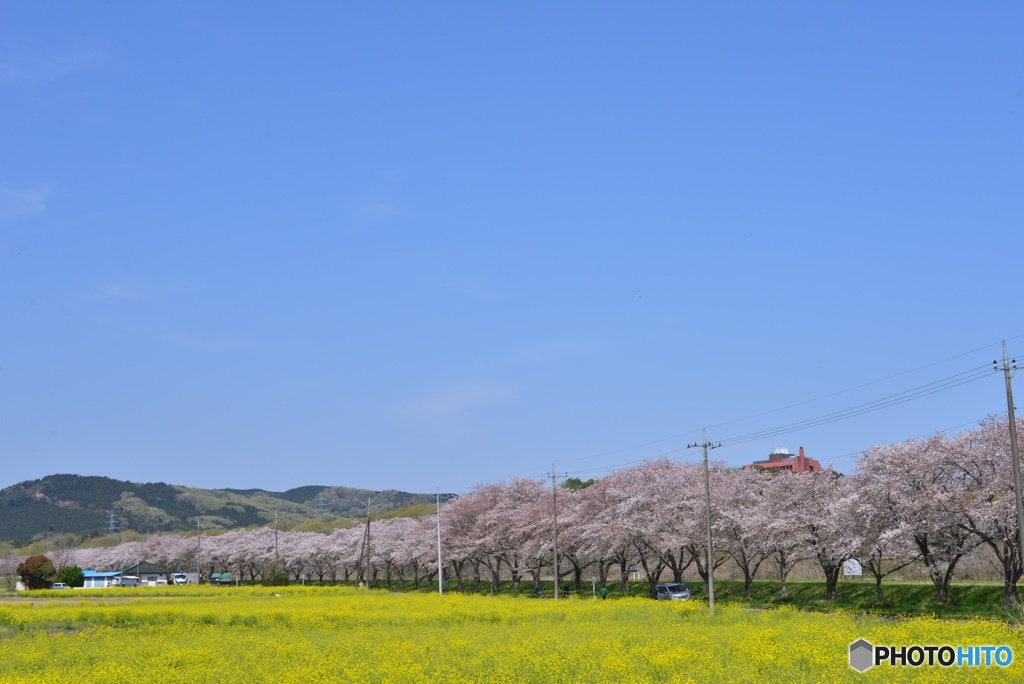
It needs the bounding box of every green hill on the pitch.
[0,474,450,546]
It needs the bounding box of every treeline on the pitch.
[11,416,1023,608]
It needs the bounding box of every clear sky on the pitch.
[2,3,1022,494]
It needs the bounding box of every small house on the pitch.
[119,562,170,586]
[82,570,122,588]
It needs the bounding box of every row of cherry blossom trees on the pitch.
[58,416,1024,606]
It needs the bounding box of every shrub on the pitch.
[261,566,290,586]
[16,555,55,589]
[56,565,85,588]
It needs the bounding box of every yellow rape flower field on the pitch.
[1,586,1021,683]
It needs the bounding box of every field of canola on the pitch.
[1,586,1022,683]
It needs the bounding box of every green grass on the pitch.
[12,575,1015,621]
[345,576,1020,620]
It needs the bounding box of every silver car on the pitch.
[655,583,691,600]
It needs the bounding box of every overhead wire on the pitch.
[824,411,1009,466]
[553,362,996,479]
[533,334,1021,473]
[716,364,993,447]
[454,334,1022,491]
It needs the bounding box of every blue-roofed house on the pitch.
[82,570,122,588]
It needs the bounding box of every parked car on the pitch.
[209,572,236,586]
[51,583,69,590]
[655,583,691,600]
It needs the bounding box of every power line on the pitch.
[525,335,1021,474]
[559,364,992,478]
[716,365,993,448]
[824,412,1008,465]
[704,338,1019,432]
[451,337,1022,492]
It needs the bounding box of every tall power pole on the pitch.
[688,428,720,614]
[274,510,280,571]
[996,341,1024,571]
[436,490,444,596]
[550,464,567,598]
[356,498,372,587]
[196,520,202,585]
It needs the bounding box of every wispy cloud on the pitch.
[398,382,517,418]
[0,47,106,82]
[0,185,50,222]
[171,333,233,352]
[95,282,145,300]
[87,276,202,302]
[358,198,404,221]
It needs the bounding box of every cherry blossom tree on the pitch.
[949,417,1024,607]
[759,471,810,600]
[788,469,860,601]
[847,469,918,605]
[716,468,773,598]
[858,436,978,605]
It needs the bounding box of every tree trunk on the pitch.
[823,563,841,602]
[991,539,1021,609]
[597,558,609,588]
[453,559,465,591]
[663,547,691,583]
[488,561,500,593]
[689,544,710,598]
[1005,581,1019,610]
[618,557,630,594]
[636,549,665,599]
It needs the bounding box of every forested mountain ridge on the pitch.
[0,474,446,545]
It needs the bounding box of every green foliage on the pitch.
[562,477,595,491]
[56,566,85,588]
[16,555,55,589]
[261,567,290,586]
[376,503,436,520]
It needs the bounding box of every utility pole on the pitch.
[355,498,372,587]
[550,464,567,598]
[274,509,280,572]
[996,341,1024,572]
[365,498,372,587]
[436,490,443,596]
[196,520,202,585]
[688,428,721,614]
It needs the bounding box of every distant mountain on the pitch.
[0,474,451,545]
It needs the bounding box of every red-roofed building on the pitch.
[745,446,821,473]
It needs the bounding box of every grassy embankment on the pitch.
[349,577,1019,621]
[4,578,1015,621]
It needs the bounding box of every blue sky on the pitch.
[2,3,1022,493]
